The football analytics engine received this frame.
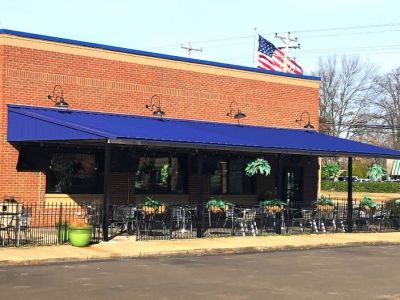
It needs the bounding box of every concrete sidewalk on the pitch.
[1,232,400,265]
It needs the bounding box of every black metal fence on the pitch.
[0,202,103,248]
[133,201,400,240]
[1,200,400,247]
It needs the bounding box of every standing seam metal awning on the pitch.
[391,160,400,176]
[7,104,400,158]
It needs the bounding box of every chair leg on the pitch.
[322,221,326,233]
[240,221,245,236]
[314,220,319,233]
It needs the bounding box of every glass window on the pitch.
[46,153,103,194]
[210,159,255,195]
[135,156,186,194]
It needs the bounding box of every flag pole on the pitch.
[252,27,257,67]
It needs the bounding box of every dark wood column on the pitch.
[102,143,111,241]
[276,154,283,234]
[196,152,204,238]
[347,157,353,233]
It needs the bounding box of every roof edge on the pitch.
[0,29,320,82]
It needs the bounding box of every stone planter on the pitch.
[156,205,166,214]
[316,204,334,212]
[361,206,376,214]
[143,206,156,215]
[208,206,223,214]
[264,205,282,214]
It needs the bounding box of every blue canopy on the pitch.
[7,104,400,158]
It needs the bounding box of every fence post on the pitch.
[196,153,204,238]
[347,157,353,233]
[102,143,111,241]
[57,203,63,244]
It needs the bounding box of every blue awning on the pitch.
[7,104,400,158]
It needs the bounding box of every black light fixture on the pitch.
[145,95,165,119]
[48,85,69,109]
[227,101,246,124]
[295,111,315,130]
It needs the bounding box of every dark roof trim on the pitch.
[0,29,320,81]
[108,139,398,159]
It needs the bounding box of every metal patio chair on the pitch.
[20,206,32,243]
[333,205,346,233]
[373,205,393,231]
[315,209,336,233]
[234,208,258,236]
[110,205,137,235]
[291,209,318,233]
[171,206,193,235]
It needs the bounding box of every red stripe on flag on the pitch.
[258,56,282,71]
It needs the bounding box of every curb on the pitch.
[1,240,400,266]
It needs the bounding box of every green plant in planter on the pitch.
[316,196,334,206]
[260,199,286,213]
[143,196,165,215]
[68,220,93,247]
[360,196,377,213]
[143,196,160,208]
[367,164,386,181]
[245,158,271,177]
[260,199,286,207]
[206,197,225,213]
[160,164,169,184]
[316,196,334,212]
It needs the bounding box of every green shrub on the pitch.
[321,181,400,193]
[352,161,369,178]
[367,164,386,181]
[321,162,340,179]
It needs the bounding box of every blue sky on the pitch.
[1,0,399,74]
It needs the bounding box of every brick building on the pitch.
[1,29,399,238]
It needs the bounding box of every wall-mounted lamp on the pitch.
[295,111,315,130]
[145,95,165,119]
[227,101,246,124]
[48,85,69,109]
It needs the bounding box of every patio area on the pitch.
[2,199,400,247]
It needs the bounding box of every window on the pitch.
[135,156,187,194]
[210,159,255,195]
[46,153,103,194]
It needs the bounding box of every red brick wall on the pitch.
[0,41,319,204]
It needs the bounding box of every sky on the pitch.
[0,0,400,75]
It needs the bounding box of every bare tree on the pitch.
[314,56,376,138]
[373,67,400,149]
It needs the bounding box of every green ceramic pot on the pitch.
[68,226,93,247]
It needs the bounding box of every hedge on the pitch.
[321,181,400,193]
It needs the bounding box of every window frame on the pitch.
[134,154,188,195]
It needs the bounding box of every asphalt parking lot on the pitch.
[1,245,399,300]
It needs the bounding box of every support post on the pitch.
[196,152,204,238]
[276,154,283,234]
[347,157,353,233]
[102,143,111,241]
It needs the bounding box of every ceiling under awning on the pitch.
[7,104,400,158]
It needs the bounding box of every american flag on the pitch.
[257,35,303,74]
